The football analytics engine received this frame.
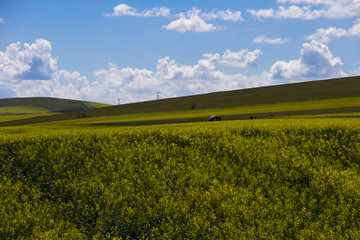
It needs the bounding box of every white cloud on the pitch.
[105,4,243,33]
[248,0,360,20]
[306,18,360,43]
[248,9,275,19]
[269,40,347,79]
[88,48,263,103]
[0,39,57,82]
[200,9,244,21]
[306,27,348,43]
[217,49,262,68]
[0,39,270,104]
[0,18,5,24]
[0,39,89,100]
[0,39,349,104]
[162,15,218,33]
[248,6,321,20]
[88,54,263,103]
[253,35,289,44]
[103,4,171,17]
[348,18,360,37]
[350,64,360,75]
[105,4,244,22]
[11,71,88,100]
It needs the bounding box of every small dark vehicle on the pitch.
[208,115,221,121]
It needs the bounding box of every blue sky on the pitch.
[0,0,359,104]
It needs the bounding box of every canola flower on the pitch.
[0,120,359,239]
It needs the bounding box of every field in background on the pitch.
[0,97,110,115]
[0,75,360,127]
[1,96,360,127]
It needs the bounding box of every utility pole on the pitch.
[156,91,160,100]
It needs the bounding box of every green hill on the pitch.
[1,75,360,127]
[79,75,360,116]
[0,97,110,115]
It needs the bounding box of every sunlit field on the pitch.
[1,117,360,239]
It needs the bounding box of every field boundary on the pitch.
[83,106,360,127]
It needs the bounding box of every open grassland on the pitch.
[0,106,49,114]
[0,97,110,115]
[0,113,57,123]
[78,96,360,125]
[64,75,360,117]
[2,96,360,127]
[1,118,360,239]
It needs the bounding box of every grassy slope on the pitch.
[0,106,49,114]
[0,97,110,114]
[26,96,360,127]
[1,75,359,127]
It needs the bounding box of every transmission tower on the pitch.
[156,90,160,100]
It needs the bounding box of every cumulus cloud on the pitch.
[0,39,57,81]
[1,39,349,104]
[89,50,264,103]
[248,0,360,20]
[253,35,289,44]
[0,18,5,24]
[350,65,360,75]
[103,4,171,17]
[0,39,89,100]
[0,39,270,104]
[306,27,348,43]
[306,18,360,43]
[348,18,360,37]
[217,49,262,68]
[198,9,244,21]
[104,4,243,33]
[162,15,218,33]
[87,57,249,103]
[162,7,244,33]
[269,40,347,79]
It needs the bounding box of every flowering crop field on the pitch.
[1,119,360,239]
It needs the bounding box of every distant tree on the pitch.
[191,103,196,110]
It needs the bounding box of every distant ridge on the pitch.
[0,97,110,115]
[92,75,360,115]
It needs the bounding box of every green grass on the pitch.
[0,106,49,114]
[2,96,360,127]
[59,75,360,119]
[0,113,55,123]
[11,96,358,127]
[0,97,110,114]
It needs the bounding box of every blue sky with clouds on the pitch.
[0,0,359,104]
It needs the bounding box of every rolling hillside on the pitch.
[1,75,359,127]
[0,97,110,115]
